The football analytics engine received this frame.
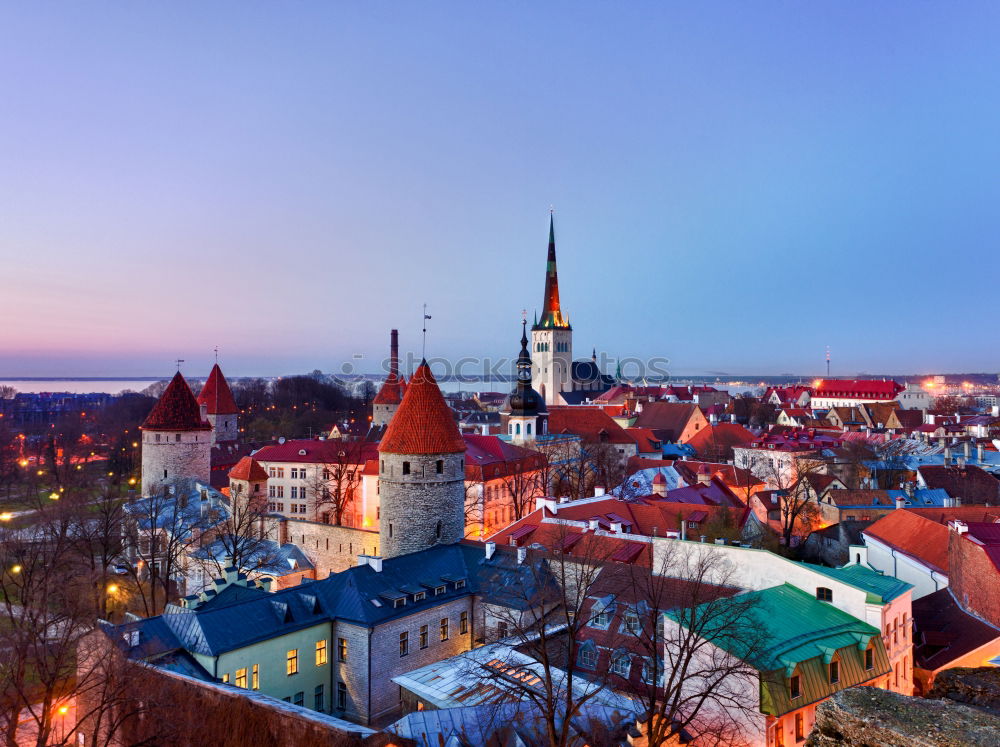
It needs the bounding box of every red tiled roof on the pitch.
[626,427,662,453]
[463,435,545,481]
[253,439,378,465]
[140,372,211,431]
[864,510,950,573]
[813,379,904,399]
[632,402,704,441]
[547,407,636,445]
[229,456,268,482]
[197,364,238,415]
[373,372,405,405]
[379,362,466,455]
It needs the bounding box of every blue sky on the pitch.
[2,3,999,377]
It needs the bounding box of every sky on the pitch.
[2,2,999,378]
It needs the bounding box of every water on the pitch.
[0,380,165,395]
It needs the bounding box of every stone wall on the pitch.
[949,527,1000,628]
[141,429,212,493]
[378,451,465,558]
[271,517,380,577]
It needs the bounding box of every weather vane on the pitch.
[422,304,432,360]
[214,346,219,363]
[176,358,185,372]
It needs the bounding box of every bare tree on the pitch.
[610,544,767,746]
[309,442,367,526]
[758,456,826,548]
[194,481,278,583]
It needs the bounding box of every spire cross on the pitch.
[521,309,527,323]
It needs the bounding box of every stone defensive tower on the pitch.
[372,329,406,430]
[140,372,212,495]
[197,363,240,445]
[378,360,466,558]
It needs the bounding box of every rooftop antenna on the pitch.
[176,358,185,372]
[826,346,831,377]
[422,304,431,360]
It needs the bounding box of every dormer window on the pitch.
[435,585,446,595]
[816,587,833,602]
[829,659,840,684]
[393,598,406,609]
[455,579,466,590]
[789,674,801,699]
[413,591,426,602]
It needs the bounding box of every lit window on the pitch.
[419,625,428,649]
[316,640,327,666]
[221,673,229,684]
[286,649,298,675]
[399,631,409,657]
[460,611,468,634]
[440,617,449,641]
[251,663,259,690]
[338,638,347,662]
[794,713,804,741]
[235,668,247,688]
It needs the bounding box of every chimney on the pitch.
[699,535,706,543]
[485,541,496,560]
[957,456,966,469]
[697,467,712,487]
[594,486,606,497]
[895,494,905,510]
[517,547,527,564]
[978,443,985,463]
[588,518,600,531]
[950,520,968,535]
[943,495,955,508]
[944,447,952,467]
[368,556,383,572]
[680,518,687,542]
[390,329,399,378]
[610,521,622,533]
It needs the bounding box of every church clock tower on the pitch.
[531,212,572,406]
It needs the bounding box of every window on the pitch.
[402,461,410,475]
[221,673,230,684]
[455,579,465,590]
[440,617,449,641]
[286,649,299,675]
[611,653,631,677]
[399,631,409,657]
[460,611,468,634]
[497,621,508,639]
[235,667,247,688]
[393,598,405,609]
[300,488,307,501]
[435,585,446,596]
[624,611,641,636]
[591,609,611,628]
[314,684,324,711]
[316,640,327,666]
[436,459,444,474]
[175,433,181,442]
[338,637,347,662]
[293,691,304,707]
[337,682,347,710]
[865,647,874,671]
[795,713,804,741]
[155,433,161,442]
[251,663,259,690]
[816,587,833,602]
[578,647,597,669]
[829,659,839,684]
[291,486,298,499]
[789,674,801,699]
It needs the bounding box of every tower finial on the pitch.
[176,358,185,372]
[422,304,431,360]
[213,346,219,363]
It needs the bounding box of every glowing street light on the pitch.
[11,565,22,574]
[49,492,60,501]
[107,583,119,594]
[18,459,28,468]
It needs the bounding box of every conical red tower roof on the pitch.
[141,372,211,431]
[379,362,465,454]
[373,372,404,405]
[198,364,239,415]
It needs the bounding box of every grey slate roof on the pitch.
[115,542,555,658]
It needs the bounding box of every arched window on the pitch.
[816,587,833,602]
[515,424,521,435]
[526,423,532,435]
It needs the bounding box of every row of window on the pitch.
[399,613,468,656]
[281,683,348,711]
[534,341,569,353]
[576,646,662,684]
[151,433,196,442]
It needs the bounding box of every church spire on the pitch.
[534,210,571,330]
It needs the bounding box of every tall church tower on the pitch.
[531,212,572,406]
[378,361,467,558]
[500,320,547,444]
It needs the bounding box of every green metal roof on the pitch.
[801,562,913,604]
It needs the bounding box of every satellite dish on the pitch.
[278,437,286,445]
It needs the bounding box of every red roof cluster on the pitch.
[253,438,378,465]
[197,364,239,415]
[379,362,466,455]
[229,456,268,482]
[140,372,212,431]
[547,406,636,445]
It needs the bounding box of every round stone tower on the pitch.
[378,360,467,558]
[197,363,240,445]
[140,372,213,495]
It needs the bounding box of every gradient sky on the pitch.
[3,3,999,378]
